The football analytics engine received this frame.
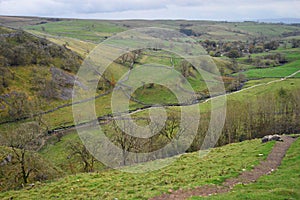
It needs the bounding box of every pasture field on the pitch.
[241,60,300,78]
[25,20,126,43]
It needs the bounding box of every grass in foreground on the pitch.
[0,139,274,200]
[191,137,300,200]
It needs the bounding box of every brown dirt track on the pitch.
[150,136,296,200]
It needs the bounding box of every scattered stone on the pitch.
[50,67,87,100]
[261,134,283,143]
[0,154,12,166]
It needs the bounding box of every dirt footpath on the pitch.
[150,136,296,200]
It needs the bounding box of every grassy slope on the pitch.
[242,60,300,78]
[39,132,106,174]
[27,30,97,57]
[225,78,300,103]
[0,139,275,200]
[191,137,300,200]
[238,48,300,79]
[39,133,81,172]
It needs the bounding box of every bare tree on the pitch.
[150,114,185,157]
[67,140,96,173]
[180,60,190,78]
[1,122,42,184]
[109,120,142,166]
[7,91,31,120]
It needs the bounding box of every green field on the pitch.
[25,20,127,43]
[0,139,275,200]
[241,60,300,78]
[236,48,300,78]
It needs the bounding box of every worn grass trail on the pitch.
[150,136,296,200]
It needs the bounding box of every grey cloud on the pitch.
[0,0,299,19]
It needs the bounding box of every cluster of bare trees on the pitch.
[95,87,300,165]
[291,39,300,48]
[93,114,186,167]
[0,66,14,93]
[67,140,97,173]
[65,86,300,169]
[0,118,60,190]
[201,39,280,59]
[0,94,60,190]
[1,123,42,184]
[244,53,287,69]
[116,49,142,68]
[190,87,300,150]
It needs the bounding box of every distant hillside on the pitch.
[25,19,300,42]
[258,18,300,24]
[1,16,300,43]
[0,16,63,29]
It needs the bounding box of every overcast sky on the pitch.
[0,0,300,20]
